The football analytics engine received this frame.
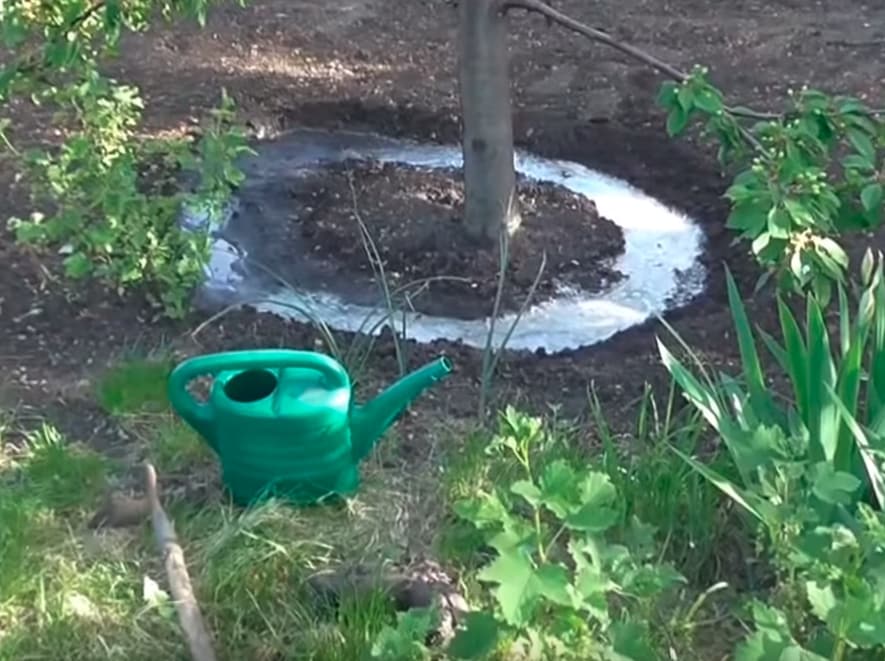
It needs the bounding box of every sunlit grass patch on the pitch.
[96,357,173,415]
[0,422,181,660]
[168,454,448,658]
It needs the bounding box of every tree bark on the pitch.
[458,0,521,244]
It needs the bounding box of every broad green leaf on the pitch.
[655,81,678,109]
[477,548,538,626]
[727,201,769,235]
[565,503,619,533]
[538,460,580,519]
[63,252,93,278]
[735,602,828,661]
[810,463,861,505]
[843,154,875,172]
[447,612,499,659]
[677,85,695,112]
[607,620,660,661]
[453,493,512,529]
[847,128,875,163]
[735,633,828,661]
[784,199,815,228]
[666,105,689,137]
[767,206,791,239]
[816,238,848,271]
[510,480,542,507]
[805,580,837,624]
[534,563,573,607]
[564,472,619,531]
[694,87,724,114]
[862,183,884,214]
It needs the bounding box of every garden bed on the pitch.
[1,0,884,658]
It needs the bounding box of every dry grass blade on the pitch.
[145,462,217,661]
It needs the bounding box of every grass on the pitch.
[0,352,758,660]
[0,354,456,660]
[589,382,747,585]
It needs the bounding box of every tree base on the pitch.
[294,159,625,320]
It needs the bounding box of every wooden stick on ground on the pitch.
[144,462,218,661]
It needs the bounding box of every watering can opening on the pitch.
[224,368,279,403]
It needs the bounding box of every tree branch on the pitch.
[145,462,218,661]
[501,0,786,122]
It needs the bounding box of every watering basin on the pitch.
[184,128,706,353]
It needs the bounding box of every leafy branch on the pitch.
[0,0,252,316]
[501,0,884,298]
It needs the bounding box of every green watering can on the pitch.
[167,349,453,506]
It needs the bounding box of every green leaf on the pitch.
[843,154,875,172]
[447,612,499,659]
[564,472,618,532]
[861,183,883,214]
[538,460,580,519]
[453,493,510,529]
[534,563,574,607]
[608,620,660,661]
[677,85,695,112]
[63,252,93,278]
[805,580,838,624]
[767,206,791,239]
[784,199,816,228]
[656,81,678,109]
[565,504,619,533]
[693,87,724,114]
[727,201,769,236]
[725,267,779,426]
[735,602,829,661]
[477,548,539,626]
[810,463,861,505]
[510,480,542,507]
[666,105,689,137]
[847,128,875,163]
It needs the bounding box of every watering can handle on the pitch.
[167,350,349,445]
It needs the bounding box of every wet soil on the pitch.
[296,159,624,319]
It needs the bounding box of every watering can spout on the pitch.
[350,357,453,461]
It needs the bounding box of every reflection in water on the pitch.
[191,129,707,353]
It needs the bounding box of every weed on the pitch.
[589,382,740,584]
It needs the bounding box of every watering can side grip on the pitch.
[167,350,352,450]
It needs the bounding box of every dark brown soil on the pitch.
[296,160,624,318]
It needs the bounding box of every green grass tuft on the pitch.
[96,358,173,415]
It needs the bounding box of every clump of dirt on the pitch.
[295,160,625,319]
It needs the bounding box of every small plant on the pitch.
[590,382,736,584]
[370,606,439,661]
[659,67,884,301]
[660,257,885,658]
[659,252,885,513]
[446,408,687,660]
[1,1,252,317]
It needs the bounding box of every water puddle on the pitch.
[186,128,706,353]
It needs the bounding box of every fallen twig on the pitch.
[144,462,217,661]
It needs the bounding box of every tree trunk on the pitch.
[458,0,521,245]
